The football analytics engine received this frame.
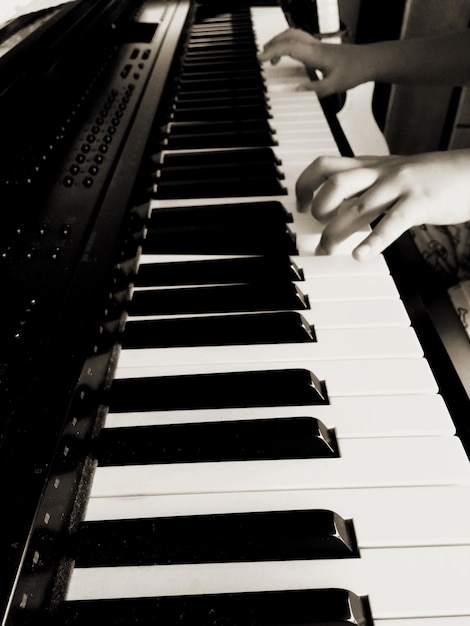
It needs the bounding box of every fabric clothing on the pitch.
[410,222,470,283]
[411,223,470,338]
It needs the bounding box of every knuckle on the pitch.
[391,164,415,188]
[314,155,333,170]
[318,226,337,252]
[388,202,411,225]
[323,171,344,192]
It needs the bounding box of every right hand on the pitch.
[295,151,470,261]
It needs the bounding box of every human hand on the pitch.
[296,151,470,260]
[258,28,370,98]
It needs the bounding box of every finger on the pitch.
[309,154,405,206]
[258,28,290,57]
[295,155,390,214]
[315,170,411,255]
[295,156,362,212]
[311,166,380,222]
[352,196,417,261]
[295,156,369,214]
[315,197,383,255]
[259,30,324,67]
[258,29,298,62]
[259,28,317,58]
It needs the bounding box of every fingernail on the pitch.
[354,244,371,260]
[315,243,328,256]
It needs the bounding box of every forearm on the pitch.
[363,30,470,87]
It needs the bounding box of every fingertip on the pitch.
[295,183,315,213]
[352,243,372,261]
[352,232,383,261]
[295,184,312,214]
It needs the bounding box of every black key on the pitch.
[169,102,270,122]
[73,509,355,567]
[161,119,275,149]
[146,201,292,227]
[107,369,328,412]
[162,119,272,133]
[189,25,254,35]
[142,223,296,254]
[189,25,253,33]
[171,86,265,103]
[170,102,269,122]
[182,53,259,67]
[154,177,286,199]
[178,68,261,82]
[134,256,304,286]
[170,82,269,100]
[97,416,336,465]
[121,311,315,348]
[183,41,258,54]
[170,102,269,124]
[154,147,281,168]
[127,282,309,315]
[185,36,257,47]
[58,588,374,625]
[153,159,282,183]
[180,58,259,76]
[175,75,265,93]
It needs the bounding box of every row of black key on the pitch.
[62,6,374,625]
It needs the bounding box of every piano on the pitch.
[1,0,470,624]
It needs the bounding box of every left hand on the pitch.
[258,28,370,98]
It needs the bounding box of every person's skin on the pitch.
[259,28,470,260]
[297,151,470,261]
[259,28,470,97]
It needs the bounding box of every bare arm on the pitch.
[369,30,470,87]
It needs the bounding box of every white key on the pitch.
[302,300,410,328]
[295,254,391,276]
[84,479,469,532]
[382,615,469,626]
[114,357,438,397]
[118,326,423,369]
[132,275,400,301]
[136,252,392,278]
[126,300,410,328]
[66,546,470,621]
[104,394,455,439]
[90,436,470,498]
[84,484,470,549]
